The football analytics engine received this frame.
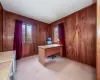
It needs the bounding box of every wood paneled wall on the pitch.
[49,4,96,67]
[0,3,96,66]
[0,3,3,52]
[3,10,49,57]
[97,0,100,79]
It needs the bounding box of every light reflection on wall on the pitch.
[97,25,100,39]
[7,35,14,39]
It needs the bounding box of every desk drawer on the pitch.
[45,47,61,57]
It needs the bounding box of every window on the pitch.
[54,26,59,42]
[22,24,32,43]
[22,24,26,43]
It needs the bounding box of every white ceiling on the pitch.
[0,0,96,24]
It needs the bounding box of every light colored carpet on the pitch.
[16,55,96,80]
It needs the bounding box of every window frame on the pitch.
[54,26,59,43]
[22,23,32,44]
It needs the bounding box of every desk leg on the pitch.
[39,48,45,66]
[60,47,63,57]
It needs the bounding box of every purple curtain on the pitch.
[13,20,23,60]
[58,23,66,57]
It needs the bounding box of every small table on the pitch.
[0,61,12,80]
[38,44,63,66]
[0,51,16,80]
